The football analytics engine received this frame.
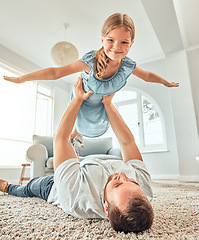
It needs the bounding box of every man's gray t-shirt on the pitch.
[47,156,153,219]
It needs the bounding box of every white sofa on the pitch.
[26,135,122,179]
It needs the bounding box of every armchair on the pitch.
[26,135,122,179]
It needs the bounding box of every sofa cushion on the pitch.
[79,137,112,157]
[33,135,54,157]
[46,157,54,169]
[108,148,122,158]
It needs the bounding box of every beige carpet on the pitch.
[0,182,199,240]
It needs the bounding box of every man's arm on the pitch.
[53,74,92,170]
[102,94,142,163]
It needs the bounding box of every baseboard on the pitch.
[152,174,199,182]
[178,175,199,182]
[151,174,179,180]
[0,167,30,185]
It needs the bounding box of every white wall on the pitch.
[140,0,199,180]
[166,50,199,181]
[186,48,199,135]
[127,52,199,181]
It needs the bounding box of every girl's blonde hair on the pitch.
[95,13,135,79]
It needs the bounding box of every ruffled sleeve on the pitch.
[121,56,136,77]
[86,56,136,95]
[80,50,96,68]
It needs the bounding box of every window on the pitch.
[34,83,54,136]
[103,88,166,152]
[0,64,54,166]
[142,96,164,146]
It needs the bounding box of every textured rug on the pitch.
[0,182,199,240]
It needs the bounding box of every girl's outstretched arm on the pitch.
[3,60,91,84]
[132,66,179,87]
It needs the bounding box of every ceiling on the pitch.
[0,0,198,83]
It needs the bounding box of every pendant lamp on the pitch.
[50,24,79,66]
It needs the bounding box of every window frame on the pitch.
[34,81,55,137]
[113,86,168,153]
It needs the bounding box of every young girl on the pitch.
[4,13,179,138]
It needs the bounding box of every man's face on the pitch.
[103,172,146,214]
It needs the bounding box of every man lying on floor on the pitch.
[0,74,154,233]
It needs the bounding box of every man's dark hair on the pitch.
[108,196,154,234]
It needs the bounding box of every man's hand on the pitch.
[102,94,115,106]
[74,74,93,101]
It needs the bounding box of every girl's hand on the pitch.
[164,81,179,87]
[3,75,24,84]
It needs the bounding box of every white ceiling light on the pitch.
[50,24,79,66]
